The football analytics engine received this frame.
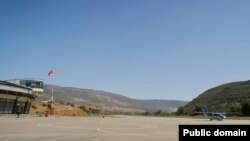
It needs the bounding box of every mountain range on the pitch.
[40,84,188,113]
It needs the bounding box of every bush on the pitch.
[154,110,162,116]
[176,106,185,115]
[79,105,89,113]
[31,105,37,109]
[142,111,151,116]
[241,99,250,116]
[229,102,242,113]
[47,104,52,109]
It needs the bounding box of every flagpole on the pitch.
[51,76,53,109]
[48,69,54,114]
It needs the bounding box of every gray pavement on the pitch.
[0,115,249,141]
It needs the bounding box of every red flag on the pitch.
[48,69,53,77]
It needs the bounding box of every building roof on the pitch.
[7,78,44,82]
[0,80,32,90]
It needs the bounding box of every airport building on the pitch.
[0,79,43,114]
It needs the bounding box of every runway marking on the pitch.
[37,119,173,138]
[96,127,174,138]
[37,123,94,130]
[98,124,157,130]
[38,123,53,127]
[98,120,157,130]
[96,120,169,138]
[96,128,114,134]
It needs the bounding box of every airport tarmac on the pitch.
[0,115,249,141]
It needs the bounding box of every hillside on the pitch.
[30,101,88,116]
[184,80,250,113]
[40,84,188,113]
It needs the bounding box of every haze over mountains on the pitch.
[41,84,188,113]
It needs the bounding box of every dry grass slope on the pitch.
[30,102,88,116]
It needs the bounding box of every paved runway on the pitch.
[0,115,249,141]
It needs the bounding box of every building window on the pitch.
[0,99,15,114]
[0,98,6,114]
[20,80,43,89]
[5,99,14,114]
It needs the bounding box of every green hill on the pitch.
[184,80,250,113]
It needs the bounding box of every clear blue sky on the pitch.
[1,0,250,101]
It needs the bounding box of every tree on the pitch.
[47,103,52,109]
[154,110,162,116]
[79,105,89,113]
[194,105,203,112]
[176,106,185,115]
[142,111,151,116]
[241,99,250,116]
[229,102,242,113]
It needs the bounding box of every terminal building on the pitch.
[0,79,43,114]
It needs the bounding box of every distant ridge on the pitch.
[41,84,188,113]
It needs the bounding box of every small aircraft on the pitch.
[201,107,226,121]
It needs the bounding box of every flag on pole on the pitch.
[48,69,54,77]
